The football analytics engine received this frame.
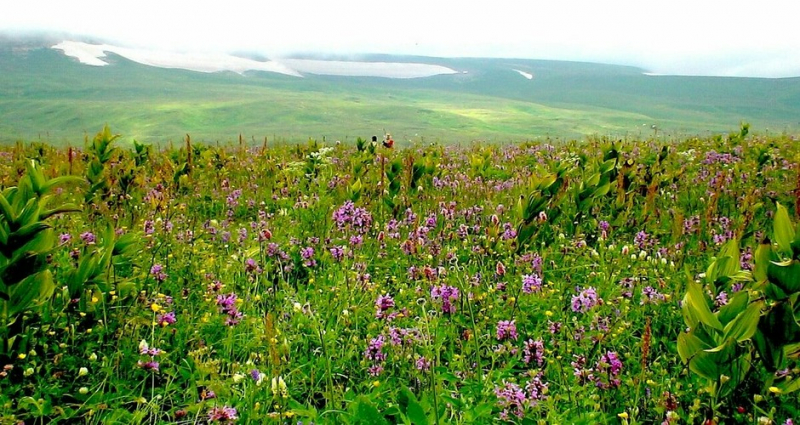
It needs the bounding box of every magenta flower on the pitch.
[150,264,167,282]
[571,286,600,313]
[375,294,395,319]
[523,339,545,366]
[137,360,160,372]
[430,285,459,314]
[415,356,431,372]
[156,311,176,327]
[522,274,542,294]
[496,320,518,341]
[208,406,238,423]
[80,231,96,244]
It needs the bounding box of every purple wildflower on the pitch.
[495,381,527,419]
[150,264,167,282]
[571,287,601,313]
[156,311,176,327]
[523,339,545,366]
[430,285,460,314]
[496,320,518,341]
[522,274,542,294]
[208,406,238,423]
[375,294,396,319]
[415,356,431,372]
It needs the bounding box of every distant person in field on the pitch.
[383,133,394,149]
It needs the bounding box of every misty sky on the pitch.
[2,0,799,78]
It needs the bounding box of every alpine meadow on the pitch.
[1,33,800,425]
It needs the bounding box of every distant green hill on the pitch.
[1,40,798,145]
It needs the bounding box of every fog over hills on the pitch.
[1,34,798,144]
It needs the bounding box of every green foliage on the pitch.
[752,203,800,373]
[2,130,800,424]
[678,240,763,400]
[84,125,120,205]
[0,160,81,358]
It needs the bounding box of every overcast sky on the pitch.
[2,0,799,78]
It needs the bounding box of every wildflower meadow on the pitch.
[1,125,799,424]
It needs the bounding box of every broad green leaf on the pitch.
[775,375,800,394]
[6,222,51,253]
[354,397,388,425]
[767,260,800,294]
[678,331,710,363]
[717,291,749,325]
[686,279,723,331]
[760,302,800,346]
[40,175,84,195]
[0,193,15,222]
[688,349,725,381]
[775,203,795,255]
[722,300,764,342]
[406,396,427,425]
[8,270,52,316]
[718,239,741,278]
[592,182,612,198]
[0,252,47,286]
[39,204,81,221]
[13,198,39,227]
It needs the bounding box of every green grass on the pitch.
[1,44,799,145]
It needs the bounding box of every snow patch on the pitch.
[281,58,458,79]
[513,69,533,80]
[52,41,459,79]
[52,41,109,66]
[53,41,300,76]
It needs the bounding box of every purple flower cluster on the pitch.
[332,201,373,233]
[594,351,623,389]
[364,335,387,376]
[494,374,548,420]
[523,339,545,367]
[207,406,238,423]
[156,311,177,327]
[375,294,396,320]
[598,220,610,239]
[216,293,243,326]
[641,286,667,305]
[430,285,459,314]
[244,258,262,274]
[137,340,162,372]
[571,286,600,313]
[80,231,96,245]
[496,320,518,341]
[150,264,167,282]
[521,274,543,294]
[702,150,739,165]
[300,246,316,267]
[388,327,422,347]
[634,231,654,250]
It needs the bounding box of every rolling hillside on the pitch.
[1,37,798,145]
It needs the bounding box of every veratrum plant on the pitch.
[678,240,763,400]
[85,125,120,205]
[752,202,800,392]
[64,224,140,309]
[679,202,800,410]
[515,162,570,251]
[0,160,81,358]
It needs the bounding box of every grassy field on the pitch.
[1,129,800,423]
[2,43,799,145]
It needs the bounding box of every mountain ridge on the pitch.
[1,36,798,145]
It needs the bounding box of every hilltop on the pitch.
[1,35,799,144]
